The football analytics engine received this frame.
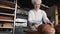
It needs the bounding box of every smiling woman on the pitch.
[28,0,53,31]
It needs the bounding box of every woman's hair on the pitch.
[31,0,42,4]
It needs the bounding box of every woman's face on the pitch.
[34,1,41,10]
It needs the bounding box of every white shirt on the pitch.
[28,9,50,26]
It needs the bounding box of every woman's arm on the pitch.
[42,11,53,26]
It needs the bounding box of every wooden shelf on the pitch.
[0,19,14,22]
[0,27,13,28]
[0,6,15,10]
[0,13,14,16]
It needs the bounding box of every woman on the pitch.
[28,0,53,31]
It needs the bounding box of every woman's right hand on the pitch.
[32,23,38,28]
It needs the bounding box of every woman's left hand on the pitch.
[47,22,53,27]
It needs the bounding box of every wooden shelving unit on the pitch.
[0,1,15,34]
[55,5,60,24]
